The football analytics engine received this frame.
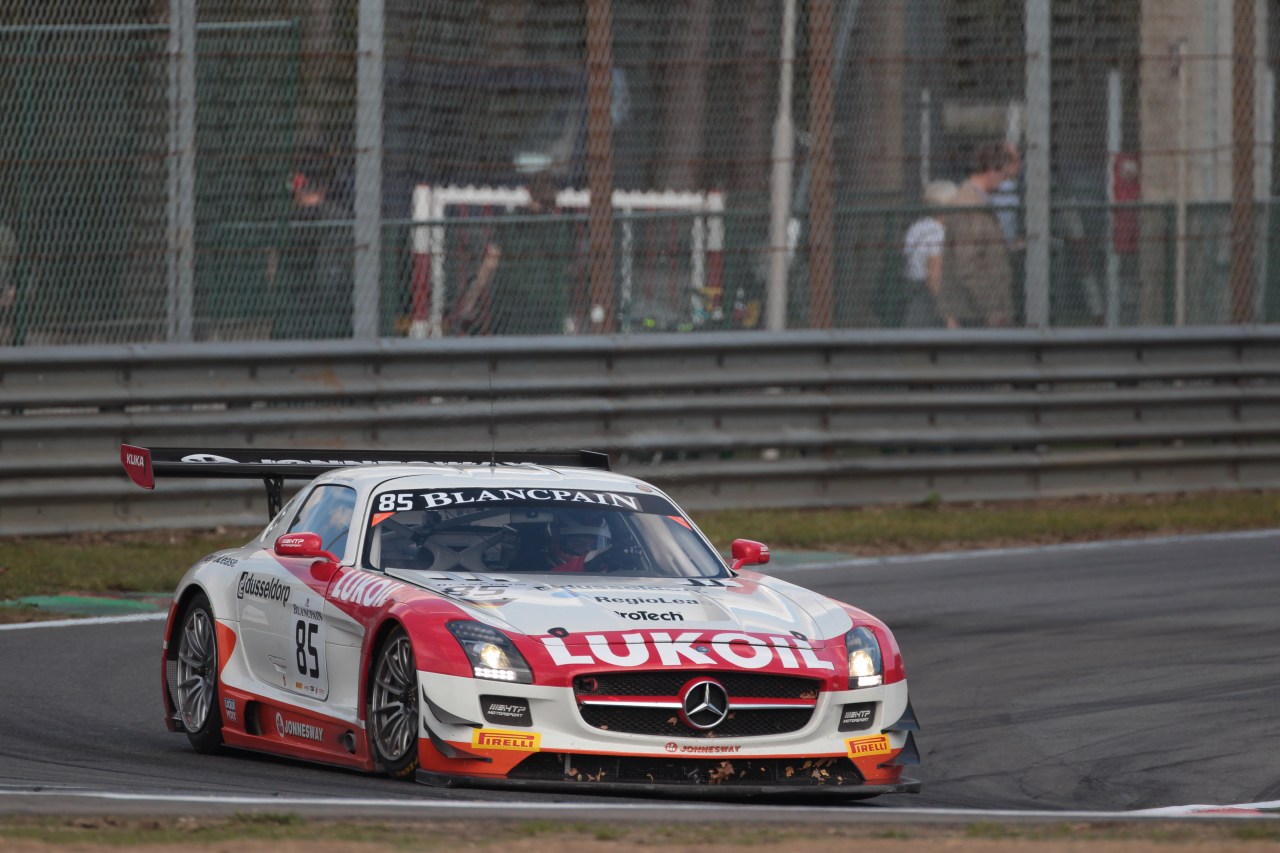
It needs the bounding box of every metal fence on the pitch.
[4,327,1280,535]
[1,1,1278,346]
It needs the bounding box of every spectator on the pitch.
[448,172,571,336]
[269,148,351,339]
[938,141,1018,328]
[989,141,1024,249]
[902,180,957,328]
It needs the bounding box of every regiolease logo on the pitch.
[845,734,891,758]
[471,729,541,751]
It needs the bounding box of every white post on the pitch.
[166,0,196,342]
[1257,67,1274,320]
[353,0,384,339]
[1023,0,1051,327]
[766,0,796,332]
[1106,68,1121,327]
[1175,40,1188,327]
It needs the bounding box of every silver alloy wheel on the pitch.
[370,634,418,763]
[176,607,216,731]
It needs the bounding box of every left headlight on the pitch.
[844,626,883,688]
[446,621,534,684]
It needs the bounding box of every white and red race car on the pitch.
[122,445,920,797]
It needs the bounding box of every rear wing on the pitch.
[120,444,611,518]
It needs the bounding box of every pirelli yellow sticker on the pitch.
[845,734,892,758]
[472,729,541,751]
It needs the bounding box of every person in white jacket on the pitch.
[902,180,957,327]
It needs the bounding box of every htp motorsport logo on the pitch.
[237,571,291,607]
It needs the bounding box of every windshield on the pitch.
[363,487,727,579]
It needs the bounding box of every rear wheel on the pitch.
[369,628,420,778]
[174,592,224,754]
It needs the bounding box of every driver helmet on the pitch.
[551,511,611,557]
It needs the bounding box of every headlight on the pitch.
[844,626,883,688]
[446,621,533,684]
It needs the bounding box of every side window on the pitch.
[259,489,307,545]
[287,485,358,560]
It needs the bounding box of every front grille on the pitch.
[575,671,821,700]
[579,704,813,737]
[574,670,821,737]
[511,752,863,787]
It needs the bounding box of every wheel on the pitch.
[369,627,420,778]
[173,592,224,754]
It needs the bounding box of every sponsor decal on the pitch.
[839,703,875,732]
[471,729,541,751]
[594,596,697,606]
[373,488,681,516]
[845,734,892,758]
[292,602,324,621]
[614,610,684,622]
[223,698,237,722]
[275,711,324,743]
[237,572,291,607]
[666,743,742,755]
[203,554,239,568]
[540,631,836,671]
[418,489,639,510]
[479,695,533,727]
[181,453,239,464]
[438,585,516,607]
[275,534,312,552]
[329,570,403,608]
[124,450,147,468]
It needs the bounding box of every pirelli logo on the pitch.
[472,729,541,751]
[845,734,892,758]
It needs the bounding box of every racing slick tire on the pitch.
[173,592,224,754]
[369,627,420,779]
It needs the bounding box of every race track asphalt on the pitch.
[1,530,1278,817]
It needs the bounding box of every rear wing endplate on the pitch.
[120,445,611,518]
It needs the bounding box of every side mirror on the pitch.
[730,539,770,572]
[275,532,338,564]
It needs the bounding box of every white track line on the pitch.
[0,789,1276,819]
[767,528,1280,573]
[0,611,167,631]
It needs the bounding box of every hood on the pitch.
[385,570,853,642]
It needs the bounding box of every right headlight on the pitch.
[844,626,883,688]
[446,621,534,684]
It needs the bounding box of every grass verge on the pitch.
[0,815,1277,850]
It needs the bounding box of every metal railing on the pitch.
[3,327,1280,534]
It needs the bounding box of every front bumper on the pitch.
[415,670,920,796]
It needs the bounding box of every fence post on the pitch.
[167,0,197,342]
[354,0,385,340]
[1024,0,1051,328]
[586,0,617,333]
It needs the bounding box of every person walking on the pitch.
[938,141,1018,328]
[902,180,957,328]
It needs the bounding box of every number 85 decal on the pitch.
[291,617,329,700]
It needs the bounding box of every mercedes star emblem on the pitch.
[679,678,730,730]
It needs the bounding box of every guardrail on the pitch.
[3,327,1280,535]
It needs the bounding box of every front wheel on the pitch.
[174,592,224,754]
[369,628,420,778]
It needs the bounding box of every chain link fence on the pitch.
[0,0,1276,345]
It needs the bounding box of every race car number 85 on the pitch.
[295,620,319,678]
[289,615,329,700]
[377,493,415,512]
